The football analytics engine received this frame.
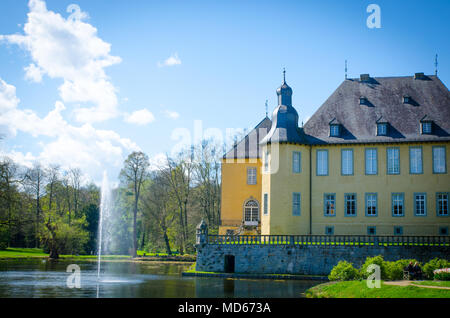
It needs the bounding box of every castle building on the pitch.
[219,72,450,236]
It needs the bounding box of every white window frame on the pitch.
[387,148,400,175]
[409,147,423,174]
[365,148,378,175]
[292,151,301,173]
[247,167,257,185]
[292,192,301,216]
[316,150,328,176]
[433,146,446,174]
[243,199,259,225]
[341,149,353,175]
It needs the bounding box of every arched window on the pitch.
[244,200,259,225]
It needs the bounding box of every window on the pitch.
[421,122,432,134]
[440,227,449,236]
[409,147,423,174]
[437,193,449,216]
[341,149,353,175]
[359,97,367,105]
[366,193,377,216]
[377,123,387,136]
[367,226,376,235]
[263,193,268,215]
[365,148,378,175]
[394,226,403,235]
[264,150,269,172]
[244,200,259,225]
[325,226,334,235]
[292,193,301,216]
[247,167,257,185]
[403,96,410,104]
[392,193,404,217]
[330,125,340,137]
[414,193,427,216]
[316,150,328,176]
[345,193,357,216]
[433,146,446,174]
[387,148,400,174]
[292,151,301,173]
[324,194,336,216]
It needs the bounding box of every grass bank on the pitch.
[306,280,450,298]
[0,248,195,262]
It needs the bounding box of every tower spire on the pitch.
[265,100,268,118]
[283,68,286,83]
[435,54,438,76]
[345,60,348,79]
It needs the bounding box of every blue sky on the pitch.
[0,0,448,184]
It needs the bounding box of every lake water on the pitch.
[0,259,322,298]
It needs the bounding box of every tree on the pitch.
[120,151,149,257]
[141,171,175,255]
[24,163,47,248]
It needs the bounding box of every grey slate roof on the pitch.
[224,74,450,158]
[224,117,272,159]
[303,75,450,144]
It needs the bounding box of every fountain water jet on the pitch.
[97,170,111,283]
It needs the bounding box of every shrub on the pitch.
[0,241,7,250]
[423,258,450,279]
[433,268,450,281]
[385,259,418,281]
[328,261,360,281]
[360,255,388,279]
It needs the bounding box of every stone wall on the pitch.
[195,243,449,275]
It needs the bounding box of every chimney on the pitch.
[360,74,370,82]
[414,72,425,80]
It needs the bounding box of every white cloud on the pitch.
[124,108,155,125]
[0,0,121,123]
[163,109,180,119]
[24,63,43,82]
[158,53,181,67]
[148,152,167,171]
[0,77,140,182]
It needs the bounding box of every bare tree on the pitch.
[24,163,47,248]
[141,171,175,255]
[120,151,149,257]
[46,164,60,212]
[69,168,82,217]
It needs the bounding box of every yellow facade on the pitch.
[219,158,263,235]
[221,141,450,236]
[261,142,450,236]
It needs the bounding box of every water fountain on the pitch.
[97,170,111,296]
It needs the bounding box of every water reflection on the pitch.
[0,260,322,298]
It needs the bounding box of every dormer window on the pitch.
[359,96,368,105]
[420,115,433,135]
[421,121,432,134]
[377,123,388,136]
[330,124,340,137]
[403,95,411,104]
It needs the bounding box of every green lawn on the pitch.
[0,248,185,260]
[0,248,131,260]
[306,280,450,298]
[412,280,450,288]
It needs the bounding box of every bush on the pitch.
[360,255,388,280]
[0,241,7,250]
[433,268,450,281]
[385,259,419,281]
[423,258,450,279]
[328,261,360,281]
